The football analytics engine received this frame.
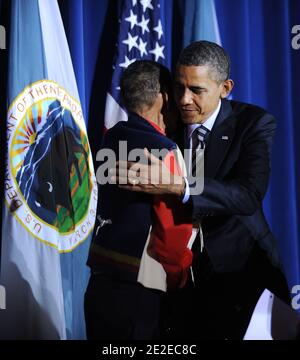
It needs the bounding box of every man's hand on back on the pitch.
[109,148,185,197]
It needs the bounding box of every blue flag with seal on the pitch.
[0,0,97,339]
[104,0,166,130]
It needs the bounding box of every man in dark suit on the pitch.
[113,41,291,339]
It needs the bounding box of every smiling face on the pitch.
[174,65,233,125]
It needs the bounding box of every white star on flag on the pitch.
[149,42,165,61]
[154,20,163,39]
[138,38,148,56]
[119,56,137,68]
[122,33,139,51]
[137,15,150,35]
[125,10,138,30]
[132,0,137,6]
[140,0,154,13]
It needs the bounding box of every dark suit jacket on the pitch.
[179,99,282,273]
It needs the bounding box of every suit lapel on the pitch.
[204,99,237,178]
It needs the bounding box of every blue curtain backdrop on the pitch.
[0,0,299,319]
[214,0,300,294]
[57,0,300,295]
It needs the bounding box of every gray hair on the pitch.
[178,41,230,83]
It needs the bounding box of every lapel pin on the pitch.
[221,136,229,140]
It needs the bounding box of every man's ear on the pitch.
[161,91,168,106]
[220,79,234,98]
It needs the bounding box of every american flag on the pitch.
[104,0,166,130]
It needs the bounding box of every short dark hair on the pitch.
[178,41,230,83]
[120,60,172,113]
